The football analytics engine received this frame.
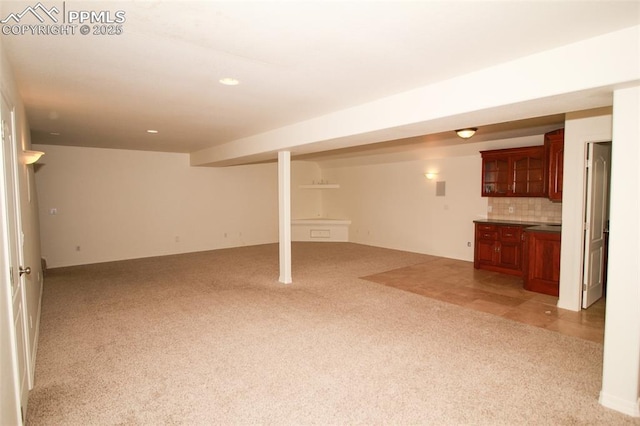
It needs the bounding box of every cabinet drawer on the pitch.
[476,224,497,240]
[499,227,522,242]
[478,231,498,240]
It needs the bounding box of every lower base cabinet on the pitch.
[475,221,562,296]
[523,229,561,296]
[474,223,525,276]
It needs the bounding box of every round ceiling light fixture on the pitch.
[455,128,477,139]
[219,77,240,86]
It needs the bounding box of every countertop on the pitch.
[524,224,562,233]
[473,219,561,227]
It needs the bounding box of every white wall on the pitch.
[291,161,323,219]
[321,156,482,260]
[34,145,280,268]
[316,135,544,261]
[599,86,640,417]
[558,108,613,311]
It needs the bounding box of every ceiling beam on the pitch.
[190,26,639,167]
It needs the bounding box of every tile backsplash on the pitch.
[488,198,562,223]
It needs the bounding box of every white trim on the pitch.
[599,392,640,418]
[291,219,351,226]
[0,90,22,426]
[278,151,292,284]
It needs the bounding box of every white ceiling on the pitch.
[1,1,638,162]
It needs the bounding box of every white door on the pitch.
[582,142,611,309]
[1,94,29,422]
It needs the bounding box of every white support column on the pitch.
[599,85,640,417]
[278,151,292,284]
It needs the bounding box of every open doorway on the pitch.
[582,141,612,309]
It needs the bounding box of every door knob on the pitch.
[19,266,31,276]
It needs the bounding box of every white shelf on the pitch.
[292,218,351,225]
[298,184,340,189]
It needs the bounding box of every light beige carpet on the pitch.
[27,243,638,425]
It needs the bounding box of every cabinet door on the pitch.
[498,227,523,270]
[474,224,498,268]
[497,241,522,271]
[546,129,564,201]
[476,239,497,266]
[511,147,545,196]
[481,156,509,196]
[524,231,561,296]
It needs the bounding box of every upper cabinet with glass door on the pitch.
[481,146,546,197]
[481,152,509,196]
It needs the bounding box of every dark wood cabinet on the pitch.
[474,223,525,276]
[475,225,499,267]
[545,129,564,202]
[475,222,562,296]
[523,229,561,296]
[481,154,509,196]
[481,146,546,197]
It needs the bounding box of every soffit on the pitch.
[1,1,637,155]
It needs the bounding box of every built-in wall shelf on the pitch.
[292,218,351,242]
[298,184,340,189]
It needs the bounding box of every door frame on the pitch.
[1,91,30,423]
[581,141,612,309]
[0,109,21,426]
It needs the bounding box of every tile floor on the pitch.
[362,256,605,344]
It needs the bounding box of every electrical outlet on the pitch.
[508,206,515,213]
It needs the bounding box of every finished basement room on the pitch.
[1,1,639,424]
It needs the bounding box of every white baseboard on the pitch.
[599,391,640,417]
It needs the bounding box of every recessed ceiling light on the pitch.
[219,77,240,86]
[147,129,158,134]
